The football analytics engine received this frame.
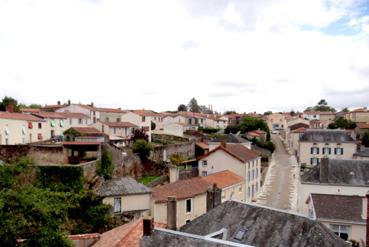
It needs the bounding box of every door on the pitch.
[29,134,32,143]
[51,130,55,138]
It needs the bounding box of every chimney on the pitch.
[68,99,71,105]
[366,191,369,247]
[167,197,177,230]
[220,141,226,148]
[57,101,61,105]
[169,165,179,183]
[91,102,94,107]
[143,216,154,236]
[320,157,329,183]
[207,184,221,212]
[6,104,14,113]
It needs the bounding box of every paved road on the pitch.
[256,134,298,210]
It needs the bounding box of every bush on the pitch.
[96,150,113,180]
[132,139,152,160]
[198,126,220,134]
[256,140,275,153]
[363,131,369,147]
[36,166,84,192]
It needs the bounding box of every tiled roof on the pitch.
[70,127,103,135]
[152,177,209,203]
[351,108,368,113]
[76,104,126,113]
[291,127,307,133]
[201,170,243,189]
[132,109,160,117]
[0,112,44,122]
[100,121,138,128]
[198,143,259,163]
[93,219,166,247]
[57,112,89,119]
[300,130,355,143]
[20,108,40,113]
[153,170,244,203]
[195,142,209,150]
[141,201,347,247]
[310,194,364,223]
[96,177,151,197]
[357,122,369,129]
[210,133,248,144]
[32,112,66,119]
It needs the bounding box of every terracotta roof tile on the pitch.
[198,143,259,163]
[69,127,103,135]
[292,127,307,133]
[32,112,66,119]
[357,122,369,129]
[58,112,89,119]
[20,108,40,113]
[200,170,243,189]
[0,112,44,122]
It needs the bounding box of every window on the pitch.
[248,171,251,181]
[335,148,343,155]
[222,192,226,199]
[116,118,121,122]
[310,157,320,166]
[247,187,251,198]
[322,147,331,155]
[114,128,116,134]
[78,119,82,124]
[5,138,8,145]
[310,147,319,155]
[202,160,207,167]
[114,197,122,213]
[238,186,242,193]
[105,117,109,122]
[201,171,207,176]
[186,199,192,213]
[330,224,350,241]
[38,123,42,129]
[69,118,72,125]
[186,220,191,224]
[60,119,64,127]
[142,116,146,122]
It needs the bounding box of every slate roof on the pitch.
[299,130,355,143]
[141,201,347,247]
[0,112,45,122]
[356,148,369,157]
[310,194,365,223]
[301,159,369,186]
[96,177,151,197]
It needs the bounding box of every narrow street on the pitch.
[256,134,298,211]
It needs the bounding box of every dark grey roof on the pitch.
[210,134,249,144]
[356,148,369,157]
[96,177,151,197]
[299,130,354,143]
[302,159,369,186]
[141,201,347,247]
[311,194,364,223]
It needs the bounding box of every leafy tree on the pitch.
[199,105,213,114]
[132,139,152,160]
[28,103,42,109]
[224,111,237,115]
[0,96,21,112]
[341,107,349,112]
[169,154,187,165]
[328,117,356,129]
[96,150,114,180]
[131,128,149,142]
[177,104,187,112]
[187,98,200,113]
[151,121,156,130]
[290,110,297,116]
[263,111,272,115]
[309,99,336,112]
[362,131,369,147]
[239,116,269,133]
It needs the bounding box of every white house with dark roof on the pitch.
[96,177,152,217]
[307,193,367,244]
[197,143,261,202]
[298,129,356,166]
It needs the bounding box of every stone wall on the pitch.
[0,145,30,162]
[151,142,195,162]
[78,160,98,183]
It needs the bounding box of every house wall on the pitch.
[121,112,152,142]
[267,113,287,131]
[99,112,124,123]
[0,118,45,144]
[347,112,369,123]
[153,123,184,137]
[299,141,356,166]
[56,105,97,123]
[198,149,261,202]
[321,221,366,244]
[41,118,68,139]
[298,183,369,215]
[221,182,246,203]
[103,193,151,213]
[152,193,207,228]
[92,122,134,138]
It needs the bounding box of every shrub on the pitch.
[96,150,113,180]
[132,139,152,160]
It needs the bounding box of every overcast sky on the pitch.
[0,0,369,113]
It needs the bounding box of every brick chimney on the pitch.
[68,99,71,105]
[6,104,14,113]
[167,197,177,230]
[143,216,154,236]
[366,191,369,247]
[206,184,221,212]
[91,102,94,107]
[320,157,329,183]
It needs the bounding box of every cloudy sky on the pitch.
[0,0,369,113]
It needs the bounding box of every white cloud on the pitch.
[0,0,368,112]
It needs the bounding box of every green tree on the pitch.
[177,104,187,112]
[151,121,156,130]
[328,117,356,129]
[263,111,272,115]
[131,128,149,142]
[239,116,269,133]
[187,98,200,113]
[341,107,349,112]
[362,131,369,147]
[224,111,237,115]
[313,99,336,112]
[0,96,21,112]
[132,139,152,160]
[28,103,42,109]
[96,150,114,180]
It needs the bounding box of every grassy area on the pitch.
[138,175,161,185]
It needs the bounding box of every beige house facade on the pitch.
[121,111,152,142]
[266,113,287,131]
